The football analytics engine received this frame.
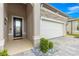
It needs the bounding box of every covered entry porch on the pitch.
[4,3,34,55]
[0,3,40,55]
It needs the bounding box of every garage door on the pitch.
[40,19,64,38]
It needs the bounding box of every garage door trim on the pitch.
[40,16,64,38]
[41,16,64,24]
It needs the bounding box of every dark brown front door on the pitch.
[13,17,22,37]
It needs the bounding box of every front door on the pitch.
[13,17,22,38]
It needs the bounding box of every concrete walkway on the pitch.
[15,37,79,56]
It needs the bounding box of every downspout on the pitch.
[71,21,72,34]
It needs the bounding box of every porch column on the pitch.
[0,3,5,50]
[33,3,40,46]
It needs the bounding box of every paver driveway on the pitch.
[51,37,79,56]
[15,37,79,56]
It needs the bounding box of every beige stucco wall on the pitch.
[72,21,79,34]
[66,21,72,34]
[33,4,40,46]
[4,4,9,43]
[0,4,5,50]
[41,7,68,21]
[67,20,79,34]
[26,4,34,43]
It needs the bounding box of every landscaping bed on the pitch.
[32,46,56,56]
[32,38,58,56]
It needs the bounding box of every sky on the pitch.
[48,3,79,18]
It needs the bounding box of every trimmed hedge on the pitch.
[40,38,54,53]
[40,38,49,53]
[49,41,53,49]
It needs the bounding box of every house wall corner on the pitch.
[0,3,5,50]
[33,3,41,47]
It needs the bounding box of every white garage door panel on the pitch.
[40,19,64,38]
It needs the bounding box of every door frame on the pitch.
[12,16,24,38]
[13,17,22,37]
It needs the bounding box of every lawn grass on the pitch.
[70,34,79,38]
[65,34,79,38]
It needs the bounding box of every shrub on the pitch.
[40,38,49,53]
[0,49,8,56]
[49,41,53,49]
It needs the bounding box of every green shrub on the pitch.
[49,41,53,49]
[40,38,49,53]
[0,49,8,56]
